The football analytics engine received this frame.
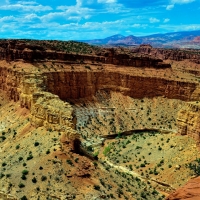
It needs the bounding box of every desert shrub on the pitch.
[21,196,28,200]
[32,177,37,183]
[16,144,20,149]
[46,149,50,154]
[22,170,29,175]
[103,145,111,156]
[2,162,7,167]
[186,158,200,176]
[18,157,23,161]
[21,174,26,180]
[135,146,142,150]
[0,135,6,141]
[27,154,33,160]
[140,163,146,167]
[34,142,39,146]
[18,183,25,188]
[0,173,5,179]
[41,175,47,181]
[66,159,73,166]
[6,174,11,178]
[94,185,100,190]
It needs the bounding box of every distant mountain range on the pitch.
[80,30,200,49]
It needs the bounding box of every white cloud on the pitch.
[167,0,195,10]
[149,17,160,23]
[0,4,52,12]
[158,24,200,32]
[164,18,170,23]
[171,0,195,4]
[132,24,148,28]
[97,0,117,3]
[76,0,82,7]
[166,4,174,10]
[0,16,15,22]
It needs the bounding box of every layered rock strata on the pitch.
[177,102,200,142]
[134,44,200,63]
[0,66,79,142]
[0,40,170,68]
[44,71,199,101]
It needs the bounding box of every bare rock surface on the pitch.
[166,177,200,200]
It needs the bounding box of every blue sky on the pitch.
[0,0,200,40]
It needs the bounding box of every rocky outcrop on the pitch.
[19,74,79,140]
[134,44,200,63]
[0,67,22,101]
[177,102,200,142]
[31,91,76,133]
[166,177,200,200]
[44,71,199,101]
[0,40,170,68]
[0,66,80,141]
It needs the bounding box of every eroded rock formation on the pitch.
[166,177,200,200]
[177,102,200,143]
[0,40,171,68]
[44,71,199,101]
[134,44,200,63]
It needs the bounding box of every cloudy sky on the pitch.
[0,0,200,40]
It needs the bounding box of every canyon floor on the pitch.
[0,41,200,200]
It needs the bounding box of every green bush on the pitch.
[21,196,28,200]
[21,174,27,180]
[27,154,33,160]
[46,149,50,154]
[18,183,25,188]
[32,177,37,183]
[186,158,200,176]
[103,145,111,156]
[66,159,73,166]
[22,170,29,175]
[19,157,23,161]
[34,142,39,146]
[94,185,100,190]
[41,175,47,181]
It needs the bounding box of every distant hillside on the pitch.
[81,30,200,49]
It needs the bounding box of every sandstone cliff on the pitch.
[177,101,200,142]
[166,176,200,200]
[134,44,200,63]
[44,71,199,101]
[0,40,171,68]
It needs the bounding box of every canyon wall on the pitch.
[0,67,22,101]
[177,102,200,143]
[134,44,200,63]
[0,66,79,141]
[44,71,199,101]
[0,40,170,68]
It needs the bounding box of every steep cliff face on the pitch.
[44,71,199,101]
[177,102,200,142]
[0,67,22,101]
[134,44,200,63]
[0,40,171,68]
[0,65,79,142]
